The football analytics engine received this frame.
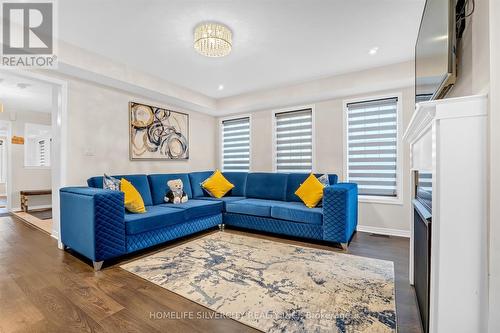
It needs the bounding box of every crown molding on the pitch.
[45,41,415,117]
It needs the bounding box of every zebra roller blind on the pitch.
[275,109,313,172]
[222,117,250,171]
[346,97,398,197]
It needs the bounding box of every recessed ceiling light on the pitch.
[218,84,224,91]
[368,47,379,55]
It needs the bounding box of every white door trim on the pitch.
[0,121,12,211]
[0,69,68,248]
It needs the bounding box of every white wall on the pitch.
[218,84,414,234]
[488,0,500,331]
[449,0,490,97]
[64,77,218,186]
[0,111,52,209]
[218,61,414,114]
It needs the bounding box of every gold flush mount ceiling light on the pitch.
[194,22,232,57]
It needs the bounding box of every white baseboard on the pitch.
[11,204,52,212]
[357,225,410,238]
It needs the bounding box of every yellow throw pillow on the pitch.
[201,170,235,198]
[295,173,325,208]
[120,178,146,213]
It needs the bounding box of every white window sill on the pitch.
[358,195,404,205]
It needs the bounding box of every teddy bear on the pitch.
[164,179,189,204]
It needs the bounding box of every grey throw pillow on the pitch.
[317,174,330,187]
[316,174,330,207]
[103,174,120,191]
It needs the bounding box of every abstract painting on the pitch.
[129,102,189,160]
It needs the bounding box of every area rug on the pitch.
[121,232,396,332]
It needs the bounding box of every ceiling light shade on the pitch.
[194,22,232,57]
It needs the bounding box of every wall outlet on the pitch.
[84,147,95,156]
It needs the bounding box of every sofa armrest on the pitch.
[60,187,126,261]
[322,183,358,243]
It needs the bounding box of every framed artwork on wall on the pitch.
[129,102,189,160]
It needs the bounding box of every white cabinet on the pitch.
[403,95,488,333]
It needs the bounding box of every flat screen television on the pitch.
[415,0,456,102]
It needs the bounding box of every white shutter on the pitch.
[222,117,250,171]
[38,139,47,166]
[36,139,51,167]
[346,98,398,197]
[275,109,313,172]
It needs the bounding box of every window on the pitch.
[221,117,250,171]
[274,108,313,172]
[345,97,399,198]
[37,139,50,167]
[24,123,52,168]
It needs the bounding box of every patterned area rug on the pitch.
[121,232,396,332]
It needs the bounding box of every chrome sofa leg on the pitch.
[93,261,104,271]
[218,224,225,232]
[340,243,348,251]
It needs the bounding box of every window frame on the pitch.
[24,123,52,169]
[272,105,316,173]
[219,114,252,172]
[343,93,403,205]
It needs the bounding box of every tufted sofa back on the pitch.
[88,171,339,205]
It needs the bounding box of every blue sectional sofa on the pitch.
[60,171,358,270]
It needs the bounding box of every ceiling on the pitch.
[59,0,425,99]
[0,72,53,113]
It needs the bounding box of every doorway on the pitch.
[0,121,11,216]
[0,69,67,244]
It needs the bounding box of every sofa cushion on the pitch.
[286,173,338,202]
[125,206,185,235]
[190,171,248,198]
[87,174,153,206]
[189,171,214,198]
[225,198,284,217]
[201,170,235,198]
[198,196,246,211]
[245,173,287,201]
[121,178,146,213]
[161,199,222,220]
[294,174,325,208]
[271,202,323,225]
[148,173,192,205]
[222,172,248,196]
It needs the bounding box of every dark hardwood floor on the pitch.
[0,215,422,333]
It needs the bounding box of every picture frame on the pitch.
[129,102,189,160]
